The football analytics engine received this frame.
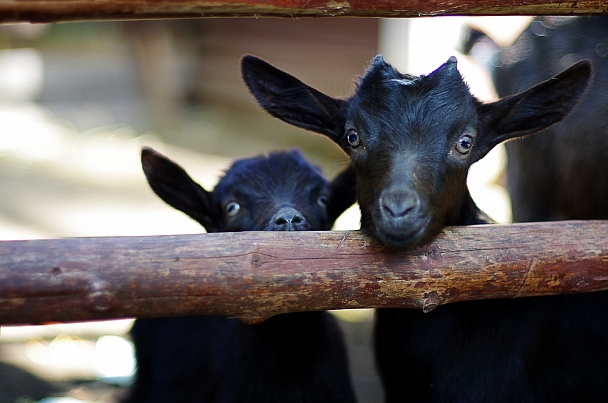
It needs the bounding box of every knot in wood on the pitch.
[424,245,440,258]
[250,253,263,269]
[422,291,441,313]
[85,279,115,312]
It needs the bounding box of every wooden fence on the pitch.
[0,1,607,327]
[1,0,607,23]
[1,221,607,325]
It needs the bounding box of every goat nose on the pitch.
[381,192,418,218]
[273,207,305,228]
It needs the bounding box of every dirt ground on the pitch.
[0,312,381,403]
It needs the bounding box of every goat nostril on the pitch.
[276,215,303,225]
[382,194,417,218]
[275,217,287,225]
[274,208,305,227]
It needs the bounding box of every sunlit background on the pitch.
[1,16,531,402]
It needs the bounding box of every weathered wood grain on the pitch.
[1,221,606,325]
[0,0,607,24]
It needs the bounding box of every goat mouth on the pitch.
[263,223,312,231]
[371,215,432,250]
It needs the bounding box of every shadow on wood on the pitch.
[1,220,606,325]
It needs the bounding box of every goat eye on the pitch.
[317,194,329,209]
[346,129,361,148]
[226,201,240,217]
[456,135,473,155]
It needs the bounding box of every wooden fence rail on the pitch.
[1,0,607,24]
[1,220,606,326]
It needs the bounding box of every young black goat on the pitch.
[124,147,357,403]
[241,55,608,402]
[463,16,608,222]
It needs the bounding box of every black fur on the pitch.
[124,148,357,403]
[464,16,608,222]
[241,54,608,402]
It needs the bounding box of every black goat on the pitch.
[241,55,608,402]
[463,16,608,222]
[124,147,357,403]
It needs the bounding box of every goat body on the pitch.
[241,55,608,402]
[124,148,357,403]
[464,16,608,222]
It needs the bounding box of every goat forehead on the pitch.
[350,102,474,154]
[352,80,473,131]
[216,153,326,192]
[215,168,326,201]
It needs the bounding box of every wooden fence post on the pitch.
[1,221,607,326]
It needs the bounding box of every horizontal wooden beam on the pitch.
[1,0,607,24]
[1,220,607,326]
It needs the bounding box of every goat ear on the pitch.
[241,55,347,144]
[326,163,357,223]
[473,60,592,163]
[141,147,221,232]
